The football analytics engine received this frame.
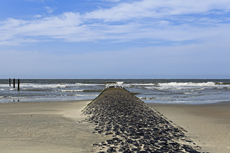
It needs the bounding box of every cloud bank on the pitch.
[0,0,230,45]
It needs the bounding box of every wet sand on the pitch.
[148,102,230,153]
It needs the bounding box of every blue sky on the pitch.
[0,0,230,79]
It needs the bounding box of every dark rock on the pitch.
[107,147,116,153]
[83,88,203,153]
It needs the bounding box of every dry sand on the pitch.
[0,101,111,153]
[148,102,230,153]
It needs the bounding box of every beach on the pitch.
[0,100,111,153]
[148,102,230,153]
[0,98,230,152]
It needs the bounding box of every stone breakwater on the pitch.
[82,87,203,153]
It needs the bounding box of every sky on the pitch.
[0,0,230,79]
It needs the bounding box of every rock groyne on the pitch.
[83,87,202,153]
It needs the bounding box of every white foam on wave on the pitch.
[150,82,229,91]
[125,83,156,87]
[106,81,124,88]
[22,83,98,89]
[19,83,101,89]
[133,83,156,86]
[75,83,104,86]
[0,84,10,87]
[158,82,216,87]
[116,82,124,86]
[144,82,229,92]
[59,90,83,92]
[20,83,68,89]
[75,94,98,97]
[105,82,158,88]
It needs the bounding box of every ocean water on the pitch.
[0,79,230,104]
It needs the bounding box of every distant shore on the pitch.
[0,100,229,152]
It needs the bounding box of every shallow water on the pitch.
[0,79,230,104]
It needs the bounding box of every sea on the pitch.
[0,79,230,104]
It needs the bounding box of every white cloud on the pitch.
[0,12,84,44]
[1,0,230,45]
[34,14,43,18]
[45,6,55,13]
[85,0,230,21]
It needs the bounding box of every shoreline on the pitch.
[2,98,229,105]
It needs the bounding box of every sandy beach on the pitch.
[148,102,230,153]
[0,100,111,153]
[1,98,230,153]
